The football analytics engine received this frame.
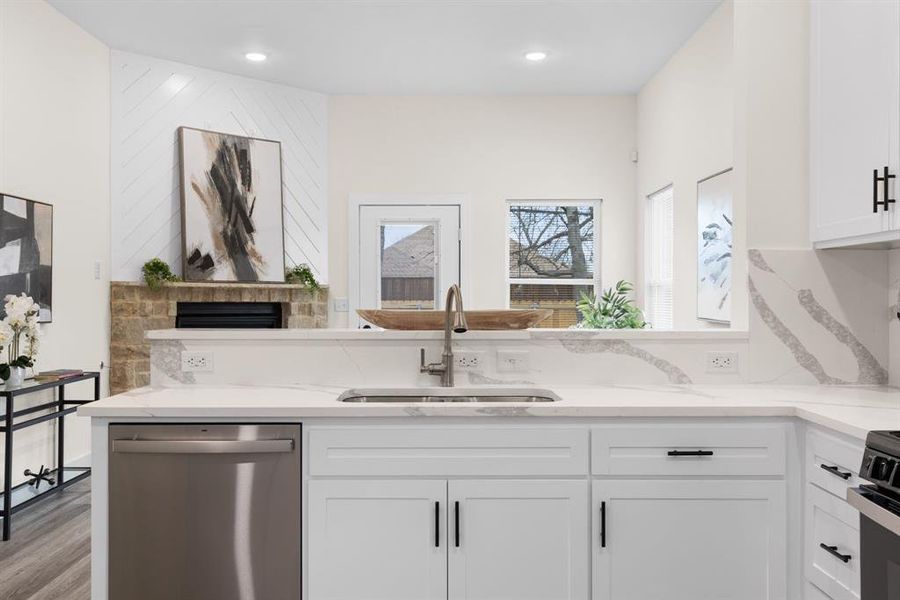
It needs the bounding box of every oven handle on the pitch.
[112,439,295,454]
[847,487,900,537]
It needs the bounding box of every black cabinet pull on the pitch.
[600,501,606,548]
[667,449,714,457]
[454,501,460,548]
[820,543,852,563]
[435,501,440,548]
[820,464,851,480]
[873,166,896,212]
[884,166,896,211]
[874,168,880,213]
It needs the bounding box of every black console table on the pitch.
[0,372,100,540]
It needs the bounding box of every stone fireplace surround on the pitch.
[109,281,328,394]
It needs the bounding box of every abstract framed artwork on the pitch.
[0,194,52,323]
[178,126,286,283]
[697,168,733,324]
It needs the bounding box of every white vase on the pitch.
[7,366,25,387]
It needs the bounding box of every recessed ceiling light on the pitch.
[245,52,267,62]
[525,51,548,62]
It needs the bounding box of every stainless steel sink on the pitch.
[337,387,560,403]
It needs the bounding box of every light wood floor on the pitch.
[0,478,91,600]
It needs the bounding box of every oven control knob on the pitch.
[870,457,895,481]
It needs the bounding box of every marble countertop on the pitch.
[78,384,900,440]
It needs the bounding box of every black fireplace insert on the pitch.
[175,302,283,328]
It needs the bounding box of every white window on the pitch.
[645,186,674,329]
[507,202,598,328]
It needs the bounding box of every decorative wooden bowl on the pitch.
[357,309,553,330]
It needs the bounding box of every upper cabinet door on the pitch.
[890,1,900,232]
[447,480,589,600]
[308,480,447,600]
[592,480,786,600]
[810,0,898,243]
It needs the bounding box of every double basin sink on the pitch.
[338,387,560,403]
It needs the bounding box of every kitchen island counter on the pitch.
[79,383,899,440]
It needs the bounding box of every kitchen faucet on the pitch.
[420,284,468,387]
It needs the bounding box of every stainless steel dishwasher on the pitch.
[109,424,301,600]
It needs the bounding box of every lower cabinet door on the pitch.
[592,480,786,600]
[448,479,589,600]
[308,479,447,600]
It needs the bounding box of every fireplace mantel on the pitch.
[109,281,328,394]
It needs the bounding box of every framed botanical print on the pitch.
[0,194,53,322]
[178,126,286,283]
[697,168,733,324]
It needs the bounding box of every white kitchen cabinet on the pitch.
[592,480,786,600]
[803,428,865,600]
[308,480,448,600]
[805,485,861,600]
[309,478,589,600]
[448,480,589,600]
[810,0,900,246]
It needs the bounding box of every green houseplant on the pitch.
[285,264,320,290]
[142,258,180,290]
[574,280,648,329]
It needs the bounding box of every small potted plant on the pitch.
[0,293,41,386]
[142,258,180,290]
[285,264,320,290]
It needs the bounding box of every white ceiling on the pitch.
[49,0,722,95]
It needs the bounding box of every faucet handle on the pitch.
[419,348,427,372]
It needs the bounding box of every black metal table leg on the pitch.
[3,395,13,541]
[57,386,65,491]
[0,372,100,541]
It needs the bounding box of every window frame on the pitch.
[504,199,603,314]
[643,184,674,330]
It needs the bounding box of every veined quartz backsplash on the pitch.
[145,249,894,389]
[748,248,890,385]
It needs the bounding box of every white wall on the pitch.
[109,51,328,283]
[635,1,740,329]
[0,0,110,483]
[328,95,637,327]
[735,0,809,251]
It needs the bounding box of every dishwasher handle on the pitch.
[112,439,295,454]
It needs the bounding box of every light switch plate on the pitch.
[497,350,530,373]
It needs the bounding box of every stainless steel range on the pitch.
[847,431,900,600]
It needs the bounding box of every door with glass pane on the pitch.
[358,205,460,325]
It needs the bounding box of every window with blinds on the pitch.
[507,202,597,328]
[645,186,674,329]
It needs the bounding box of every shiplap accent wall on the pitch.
[110,51,328,282]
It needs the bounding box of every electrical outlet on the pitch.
[454,351,484,369]
[181,351,214,373]
[497,350,530,373]
[333,298,349,312]
[705,351,738,374]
